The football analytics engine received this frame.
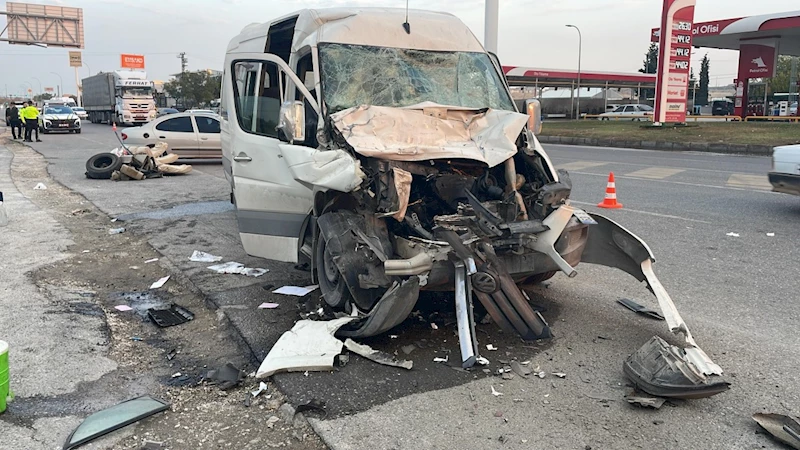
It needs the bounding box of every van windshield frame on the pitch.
[318,43,515,114]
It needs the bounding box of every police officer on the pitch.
[20,102,42,142]
[4,104,21,139]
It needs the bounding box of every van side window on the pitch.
[232,61,282,138]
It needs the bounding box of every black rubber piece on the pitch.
[85,153,122,179]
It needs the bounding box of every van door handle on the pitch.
[233,154,252,162]
[158,135,166,139]
[200,137,208,140]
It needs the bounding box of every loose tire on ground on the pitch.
[85,153,123,179]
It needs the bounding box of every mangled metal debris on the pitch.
[205,363,245,390]
[343,338,413,370]
[623,336,729,399]
[753,413,800,449]
[624,389,666,409]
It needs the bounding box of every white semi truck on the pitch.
[82,70,156,126]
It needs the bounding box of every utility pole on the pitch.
[566,25,582,119]
[178,52,188,74]
[177,52,188,109]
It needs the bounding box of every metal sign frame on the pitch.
[0,2,84,48]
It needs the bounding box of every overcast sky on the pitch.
[1,0,798,97]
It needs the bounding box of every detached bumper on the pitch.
[768,172,800,196]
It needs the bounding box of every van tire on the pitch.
[85,153,122,179]
[315,220,353,309]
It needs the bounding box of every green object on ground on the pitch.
[0,340,12,413]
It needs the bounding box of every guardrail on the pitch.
[744,115,800,123]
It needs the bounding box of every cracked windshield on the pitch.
[320,43,515,113]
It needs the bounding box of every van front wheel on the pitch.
[315,223,353,309]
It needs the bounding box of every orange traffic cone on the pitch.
[112,122,117,132]
[597,172,623,209]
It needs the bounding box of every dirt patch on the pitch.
[5,139,326,449]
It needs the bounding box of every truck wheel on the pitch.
[85,153,122,179]
[315,219,353,309]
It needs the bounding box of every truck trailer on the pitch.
[81,70,156,126]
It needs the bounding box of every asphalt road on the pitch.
[19,124,800,449]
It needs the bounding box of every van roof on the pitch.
[231,8,484,54]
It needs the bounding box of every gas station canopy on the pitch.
[652,11,800,55]
[503,66,656,89]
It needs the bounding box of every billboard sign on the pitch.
[120,54,145,69]
[1,2,84,48]
[654,0,696,124]
[69,51,82,67]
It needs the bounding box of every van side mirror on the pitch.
[278,101,305,143]
[524,99,543,135]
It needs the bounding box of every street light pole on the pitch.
[50,72,63,97]
[566,25,582,119]
[30,77,43,97]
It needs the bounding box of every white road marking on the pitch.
[726,173,772,191]
[569,200,712,224]
[624,167,686,179]
[550,157,762,176]
[570,170,781,194]
[558,161,609,171]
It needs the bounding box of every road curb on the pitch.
[538,135,774,156]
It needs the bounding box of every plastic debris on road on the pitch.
[491,386,504,397]
[256,317,356,378]
[208,262,269,277]
[767,232,775,237]
[726,232,740,237]
[149,276,170,290]
[430,323,439,330]
[486,344,498,351]
[145,258,158,264]
[476,357,490,365]
[114,305,133,312]
[343,338,413,370]
[189,250,223,262]
[33,183,47,190]
[272,285,319,296]
[258,302,280,309]
[109,227,126,235]
[433,356,449,363]
[251,382,269,398]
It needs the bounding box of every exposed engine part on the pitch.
[454,259,481,368]
[384,253,433,276]
[471,271,499,293]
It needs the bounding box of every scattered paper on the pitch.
[726,232,740,237]
[189,250,223,262]
[129,266,140,270]
[150,276,170,290]
[145,258,159,264]
[114,305,133,312]
[272,285,319,296]
[433,356,449,363]
[491,385,504,397]
[552,372,566,378]
[389,335,398,339]
[251,381,268,398]
[109,227,126,235]
[82,250,90,253]
[766,232,775,237]
[209,262,269,277]
[476,357,490,365]
[536,371,546,378]
[171,372,182,378]
[33,182,47,190]
[430,323,439,330]
[486,344,498,351]
[258,302,280,309]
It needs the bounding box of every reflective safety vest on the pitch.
[20,106,39,122]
